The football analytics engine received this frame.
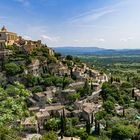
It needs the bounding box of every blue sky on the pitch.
[0,0,140,49]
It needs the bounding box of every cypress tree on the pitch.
[94,119,98,134]
[132,88,135,98]
[111,76,113,84]
[60,109,66,138]
[91,113,94,124]
[86,120,90,134]
[86,115,91,134]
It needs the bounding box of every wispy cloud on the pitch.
[0,16,8,20]
[71,9,115,24]
[14,0,30,7]
[67,1,126,26]
[74,39,89,43]
[41,35,60,42]
[120,37,134,42]
[23,35,32,40]
[96,38,105,42]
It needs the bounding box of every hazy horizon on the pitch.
[1,0,140,49]
[51,46,140,50]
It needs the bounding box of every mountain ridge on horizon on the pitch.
[52,46,140,55]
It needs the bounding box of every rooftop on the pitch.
[1,26,7,32]
[69,82,84,87]
[40,105,65,112]
[34,92,45,98]
[62,137,80,140]
[21,117,37,125]
[36,110,50,118]
[83,103,95,114]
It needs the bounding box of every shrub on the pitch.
[32,85,43,93]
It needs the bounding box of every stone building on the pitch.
[134,89,140,101]
[27,59,41,76]
[21,117,38,132]
[36,110,50,128]
[33,92,47,108]
[82,103,95,121]
[20,39,42,54]
[0,26,18,50]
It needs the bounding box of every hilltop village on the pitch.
[0,27,139,140]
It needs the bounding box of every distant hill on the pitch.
[52,46,140,55]
[52,46,105,55]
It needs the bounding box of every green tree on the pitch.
[55,53,61,60]
[83,79,91,96]
[68,93,80,102]
[0,82,31,127]
[41,131,57,140]
[0,127,21,140]
[5,63,20,76]
[95,111,107,121]
[44,118,59,131]
[103,101,115,113]
[25,74,39,87]
[87,136,99,140]
[62,77,73,89]
[134,102,140,110]
[80,132,88,140]
[66,55,73,60]
[112,124,138,140]
[0,72,6,86]
[32,85,43,94]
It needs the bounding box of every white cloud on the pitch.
[96,38,105,42]
[74,39,89,43]
[68,4,118,25]
[23,35,31,40]
[41,35,60,42]
[120,37,134,42]
[14,0,30,6]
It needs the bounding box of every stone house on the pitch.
[88,69,99,80]
[82,103,95,121]
[40,105,65,117]
[134,89,140,101]
[72,110,82,118]
[74,100,86,110]
[58,66,70,76]
[91,83,100,91]
[58,109,71,117]
[72,66,88,81]
[21,117,38,132]
[46,86,58,94]
[33,92,46,108]
[36,110,50,128]
[68,81,85,90]
[26,97,37,107]
[28,107,40,114]
[48,62,70,76]
[47,63,59,75]
[0,26,18,50]
[18,37,42,54]
[60,89,76,104]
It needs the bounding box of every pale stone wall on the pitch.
[0,26,18,48]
